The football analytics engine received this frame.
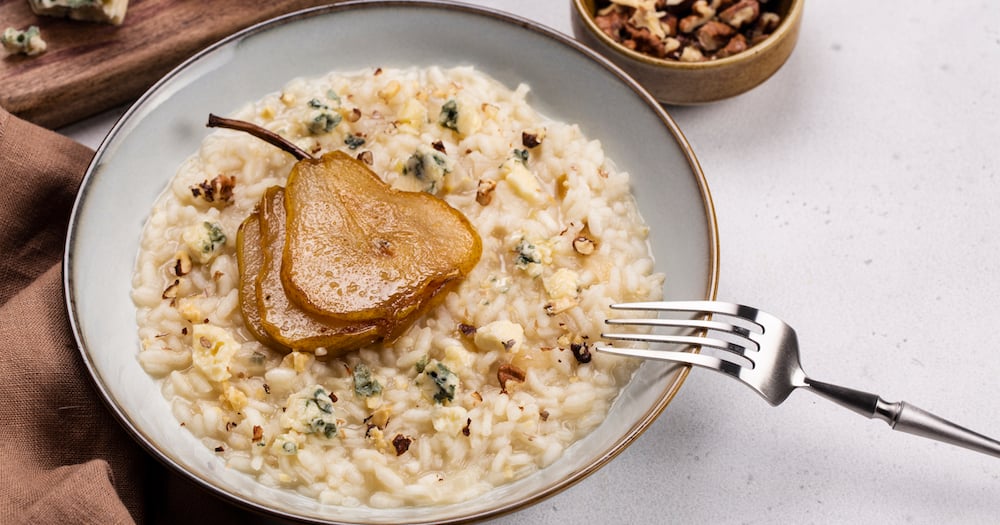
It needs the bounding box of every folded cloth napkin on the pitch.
[0,106,257,524]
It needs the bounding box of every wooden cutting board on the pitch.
[0,0,343,129]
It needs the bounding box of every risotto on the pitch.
[132,66,663,507]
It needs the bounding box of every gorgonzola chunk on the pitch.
[191,324,239,382]
[1,26,46,56]
[28,0,130,25]
[281,385,339,438]
[182,221,226,264]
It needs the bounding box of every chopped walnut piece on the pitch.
[356,150,374,165]
[678,0,715,33]
[476,178,497,206]
[378,80,401,101]
[717,33,748,58]
[663,36,682,55]
[596,0,781,60]
[346,107,362,123]
[679,45,706,62]
[189,174,236,205]
[497,364,526,394]
[172,251,192,276]
[596,5,629,38]
[572,236,597,255]
[596,5,669,58]
[570,342,593,364]
[747,11,779,44]
[718,0,760,29]
[521,128,546,148]
[392,434,412,456]
[660,12,679,36]
[162,279,181,299]
[629,25,669,57]
[544,297,579,316]
[696,20,735,52]
[252,425,264,442]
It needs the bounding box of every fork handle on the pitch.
[806,379,1000,459]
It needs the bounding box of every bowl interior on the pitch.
[65,1,718,523]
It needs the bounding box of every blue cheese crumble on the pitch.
[514,238,541,268]
[400,145,453,194]
[28,0,130,25]
[437,98,481,137]
[306,97,342,134]
[281,385,339,438]
[415,358,458,404]
[182,221,226,264]
[1,26,46,56]
[353,363,383,398]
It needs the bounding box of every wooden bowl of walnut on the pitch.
[572,0,803,105]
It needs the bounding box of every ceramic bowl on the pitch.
[571,0,804,104]
[64,1,719,523]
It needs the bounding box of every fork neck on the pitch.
[804,378,882,419]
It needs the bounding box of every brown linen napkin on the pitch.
[0,106,258,524]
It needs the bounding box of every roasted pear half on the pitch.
[281,151,482,325]
[235,212,288,352]
[211,114,482,355]
[253,186,385,353]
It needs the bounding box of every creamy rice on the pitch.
[132,66,663,507]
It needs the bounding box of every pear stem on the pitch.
[206,114,312,161]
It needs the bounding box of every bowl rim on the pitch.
[571,0,804,69]
[64,1,721,522]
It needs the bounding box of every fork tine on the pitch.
[610,300,740,315]
[610,301,764,332]
[601,331,752,356]
[605,317,755,339]
[595,345,745,376]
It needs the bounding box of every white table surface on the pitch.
[60,1,1000,523]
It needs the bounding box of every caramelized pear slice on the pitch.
[256,186,385,353]
[236,212,288,352]
[281,151,482,324]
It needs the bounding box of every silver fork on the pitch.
[597,300,1000,459]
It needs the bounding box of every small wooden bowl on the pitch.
[571,0,804,105]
